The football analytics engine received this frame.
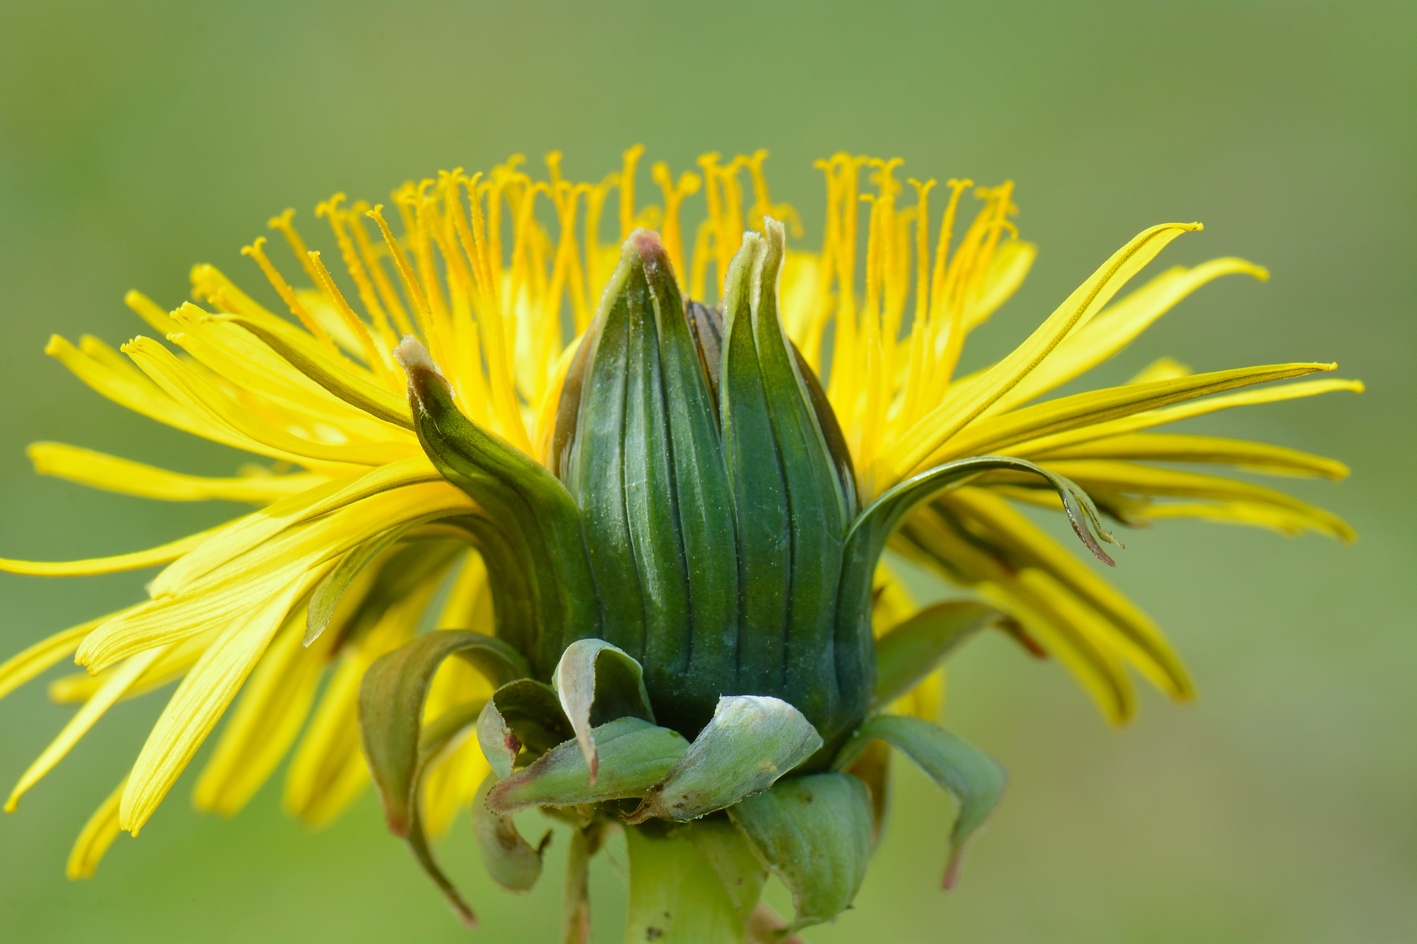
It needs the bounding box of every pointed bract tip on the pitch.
[942,847,966,890]
[393,335,448,408]
[764,215,786,247]
[628,227,666,262]
[626,228,678,286]
[393,335,437,377]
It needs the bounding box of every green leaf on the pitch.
[627,695,822,823]
[873,601,1001,706]
[395,338,600,678]
[471,773,548,893]
[833,714,1007,888]
[486,717,687,814]
[727,773,873,934]
[476,679,573,779]
[552,638,654,784]
[624,822,765,944]
[358,630,531,928]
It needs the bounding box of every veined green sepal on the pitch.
[562,232,738,736]
[833,456,1118,751]
[719,221,858,747]
[552,638,655,783]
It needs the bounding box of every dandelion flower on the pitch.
[0,146,1358,940]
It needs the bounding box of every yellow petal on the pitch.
[1011,377,1364,456]
[149,456,441,597]
[885,222,1202,487]
[120,571,322,834]
[1140,500,1348,536]
[1032,433,1349,479]
[6,646,166,812]
[193,607,332,816]
[944,487,1193,699]
[932,363,1335,466]
[284,563,448,827]
[0,526,219,577]
[977,573,1134,724]
[66,778,127,879]
[214,313,414,430]
[49,628,218,705]
[990,257,1268,413]
[1040,459,1355,541]
[80,562,311,675]
[282,652,370,829]
[122,336,417,467]
[166,307,405,440]
[46,335,249,449]
[28,442,326,503]
[0,615,113,701]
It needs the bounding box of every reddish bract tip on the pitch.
[630,228,666,260]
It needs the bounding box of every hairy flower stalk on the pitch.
[0,147,1358,941]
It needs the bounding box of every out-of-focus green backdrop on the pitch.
[0,2,1411,941]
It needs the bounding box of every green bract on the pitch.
[361,223,1115,942]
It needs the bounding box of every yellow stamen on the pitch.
[365,205,440,351]
[316,194,395,348]
[651,161,703,282]
[266,209,323,288]
[618,144,645,242]
[348,199,415,337]
[306,251,396,386]
[241,238,336,350]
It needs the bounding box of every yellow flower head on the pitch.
[0,146,1357,936]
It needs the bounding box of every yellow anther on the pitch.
[618,144,645,242]
[240,237,334,348]
[266,209,323,288]
[306,250,394,384]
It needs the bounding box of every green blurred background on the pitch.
[0,2,1412,941]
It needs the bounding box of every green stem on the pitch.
[563,825,595,944]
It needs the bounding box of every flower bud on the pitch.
[555,225,870,744]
